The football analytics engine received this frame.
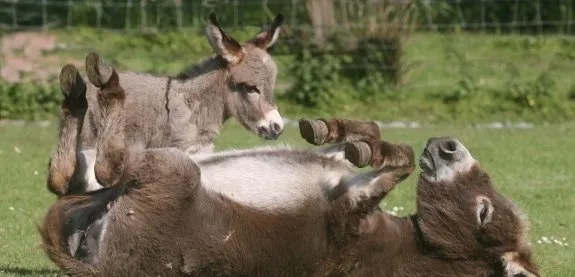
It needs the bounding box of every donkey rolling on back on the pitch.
[39,65,539,277]
[47,12,286,196]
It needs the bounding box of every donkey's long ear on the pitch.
[249,14,284,49]
[206,13,243,64]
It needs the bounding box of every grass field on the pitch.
[0,119,574,276]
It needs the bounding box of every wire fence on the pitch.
[2,0,575,105]
[0,0,575,34]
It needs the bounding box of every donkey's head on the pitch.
[206,13,284,140]
[416,137,540,277]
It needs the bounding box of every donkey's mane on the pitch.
[175,55,227,80]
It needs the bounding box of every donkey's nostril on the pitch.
[272,122,282,133]
[436,138,461,161]
[258,126,268,135]
[439,140,458,154]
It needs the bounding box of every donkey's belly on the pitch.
[79,146,352,211]
[197,153,349,211]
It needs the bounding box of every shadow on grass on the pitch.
[0,265,62,276]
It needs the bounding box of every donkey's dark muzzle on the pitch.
[258,123,283,140]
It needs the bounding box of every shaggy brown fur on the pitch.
[313,144,540,277]
[40,70,538,276]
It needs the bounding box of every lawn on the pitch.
[0,119,574,276]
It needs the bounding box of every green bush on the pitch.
[283,47,350,108]
[283,38,404,108]
[0,81,62,120]
[493,71,574,120]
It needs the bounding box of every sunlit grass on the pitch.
[0,120,573,276]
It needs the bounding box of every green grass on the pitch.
[280,32,575,123]
[49,28,575,94]
[0,120,574,276]
[404,33,575,94]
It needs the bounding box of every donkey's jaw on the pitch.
[256,109,284,140]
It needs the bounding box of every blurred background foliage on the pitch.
[0,0,574,122]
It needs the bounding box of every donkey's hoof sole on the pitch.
[86,52,113,88]
[345,141,372,168]
[59,64,86,99]
[299,119,329,146]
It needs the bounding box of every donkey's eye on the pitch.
[476,196,493,226]
[479,205,488,224]
[479,199,490,225]
[239,83,260,94]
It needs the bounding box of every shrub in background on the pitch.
[283,0,415,107]
[0,81,61,120]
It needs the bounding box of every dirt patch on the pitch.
[1,31,83,84]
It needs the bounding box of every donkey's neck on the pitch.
[178,56,228,117]
[175,57,230,152]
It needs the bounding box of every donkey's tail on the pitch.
[39,181,134,276]
[39,195,99,277]
[85,51,115,89]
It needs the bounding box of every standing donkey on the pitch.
[47,13,285,196]
[39,63,539,277]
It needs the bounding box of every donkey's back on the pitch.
[81,71,190,150]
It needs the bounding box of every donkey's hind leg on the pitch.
[88,51,200,191]
[88,57,129,188]
[47,64,88,196]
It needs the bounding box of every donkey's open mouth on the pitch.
[419,148,435,175]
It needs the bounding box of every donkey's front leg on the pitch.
[47,64,88,196]
[334,140,414,214]
[327,140,414,243]
[299,118,385,167]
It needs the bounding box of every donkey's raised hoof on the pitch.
[85,51,114,88]
[59,64,87,113]
[95,69,125,108]
[344,140,414,169]
[299,119,329,146]
[299,118,381,147]
[344,141,372,168]
[59,64,86,99]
